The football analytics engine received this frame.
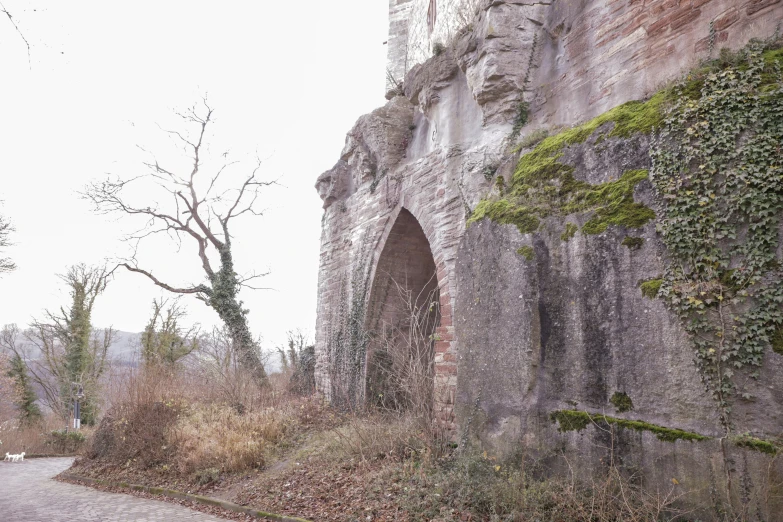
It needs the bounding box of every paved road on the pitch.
[0,457,227,521]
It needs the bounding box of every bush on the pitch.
[401,449,688,521]
[88,399,182,467]
[87,365,301,477]
[46,429,87,454]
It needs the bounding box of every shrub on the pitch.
[401,448,689,521]
[47,429,87,454]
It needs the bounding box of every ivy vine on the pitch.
[327,233,373,410]
[650,42,783,429]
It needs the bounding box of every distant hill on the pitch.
[4,328,142,366]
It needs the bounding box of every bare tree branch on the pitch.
[0,1,30,68]
[0,211,16,274]
[83,99,273,382]
[121,263,210,296]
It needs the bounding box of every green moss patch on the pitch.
[732,434,780,455]
[550,410,709,443]
[580,170,656,235]
[550,410,590,432]
[469,95,659,235]
[639,278,663,299]
[517,246,535,261]
[561,223,578,242]
[610,392,634,413]
[494,175,505,195]
[622,236,644,250]
[470,199,540,234]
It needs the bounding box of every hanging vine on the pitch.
[650,42,783,430]
[326,233,375,410]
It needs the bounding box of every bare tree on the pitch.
[1,1,31,67]
[195,325,267,412]
[140,297,199,367]
[0,211,16,274]
[276,329,315,395]
[0,265,115,424]
[83,99,272,383]
[0,349,21,425]
[1,323,65,419]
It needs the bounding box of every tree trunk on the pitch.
[208,247,267,382]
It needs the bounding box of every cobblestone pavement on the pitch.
[0,457,227,521]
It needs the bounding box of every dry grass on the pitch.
[78,332,701,520]
[319,412,429,464]
[400,449,691,522]
[172,403,292,474]
[87,361,310,478]
[0,416,88,455]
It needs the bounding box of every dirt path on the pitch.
[0,457,227,521]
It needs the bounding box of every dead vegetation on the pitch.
[68,317,699,522]
[62,273,708,521]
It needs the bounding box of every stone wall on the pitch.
[533,0,783,127]
[316,0,783,516]
[386,0,415,91]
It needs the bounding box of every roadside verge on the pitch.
[59,472,312,522]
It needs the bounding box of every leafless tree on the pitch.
[83,99,272,383]
[0,349,20,424]
[0,211,16,274]
[140,297,199,367]
[1,1,31,67]
[0,323,65,419]
[194,325,268,411]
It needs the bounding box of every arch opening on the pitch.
[365,209,440,417]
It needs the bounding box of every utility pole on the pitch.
[72,382,84,430]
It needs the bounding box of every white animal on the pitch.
[6,452,24,462]
[3,452,8,462]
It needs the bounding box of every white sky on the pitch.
[0,1,389,350]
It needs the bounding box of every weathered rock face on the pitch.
[319,0,783,518]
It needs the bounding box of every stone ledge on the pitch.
[59,472,312,522]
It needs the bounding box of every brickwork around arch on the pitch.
[314,148,468,433]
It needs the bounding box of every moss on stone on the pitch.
[640,278,663,299]
[772,326,783,356]
[610,392,634,413]
[550,410,590,432]
[580,170,656,234]
[762,47,783,66]
[495,175,505,195]
[551,409,709,442]
[732,434,779,455]
[517,245,535,261]
[622,236,644,250]
[561,223,578,242]
[468,199,540,234]
[470,92,658,235]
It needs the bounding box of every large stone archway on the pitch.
[364,208,440,414]
[360,205,457,432]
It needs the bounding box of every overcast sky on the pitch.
[0,1,388,351]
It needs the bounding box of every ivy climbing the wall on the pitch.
[650,41,783,430]
[327,234,374,410]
